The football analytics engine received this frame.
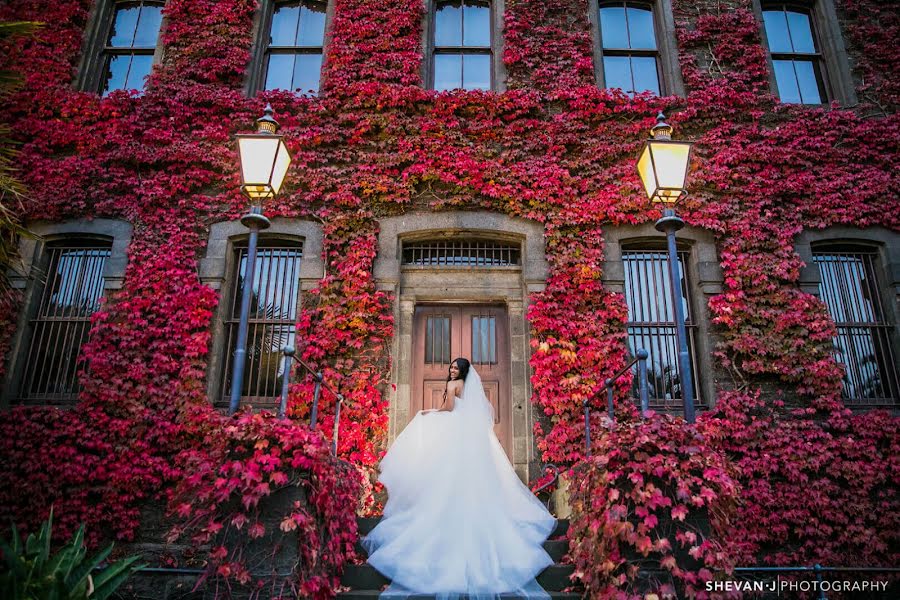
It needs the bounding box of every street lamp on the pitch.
[636,112,697,423]
[230,104,292,415]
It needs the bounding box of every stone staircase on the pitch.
[338,517,581,599]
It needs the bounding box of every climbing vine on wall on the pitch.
[0,0,897,594]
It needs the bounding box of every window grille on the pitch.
[425,315,451,365]
[402,239,520,267]
[598,1,661,95]
[221,244,303,405]
[263,0,327,94]
[762,4,828,104]
[471,315,497,364]
[622,249,700,409]
[99,1,164,95]
[813,248,899,405]
[432,0,493,91]
[19,244,111,403]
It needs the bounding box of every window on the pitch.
[220,242,303,406]
[761,4,827,104]
[17,242,111,404]
[98,1,164,95]
[622,248,701,409]
[597,2,661,95]
[812,246,899,406]
[261,1,327,94]
[431,0,493,91]
[402,238,521,267]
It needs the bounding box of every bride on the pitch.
[360,357,556,599]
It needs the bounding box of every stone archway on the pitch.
[374,211,548,481]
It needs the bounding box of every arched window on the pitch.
[431,0,493,91]
[621,245,701,409]
[219,240,304,406]
[17,241,112,404]
[596,1,661,95]
[261,0,328,94]
[98,0,164,95]
[812,244,899,405]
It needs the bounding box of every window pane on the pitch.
[292,52,323,93]
[435,1,463,46]
[599,6,628,49]
[133,4,163,47]
[631,56,660,94]
[265,53,295,90]
[626,6,656,50]
[434,53,462,91]
[603,55,632,91]
[463,53,491,90]
[463,1,491,47]
[298,2,326,46]
[124,54,153,90]
[772,59,802,103]
[101,55,131,95]
[794,60,822,104]
[786,10,816,53]
[762,9,792,53]
[270,3,301,46]
[108,3,141,47]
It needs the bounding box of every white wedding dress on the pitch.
[361,366,556,599]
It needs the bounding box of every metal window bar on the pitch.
[402,239,520,267]
[221,245,303,407]
[19,245,111,404]
[623,250,700,410]
[813,250,899,406]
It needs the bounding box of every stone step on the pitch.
[353,539,569,562]
[340,564,576,592]
[356,517,569,539]
[337,592,582,600]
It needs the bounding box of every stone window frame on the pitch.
[795,226,900,408]
[244,0,337,97]
[751,0,857,107]
[200,218,325,406]
[75,0,168,95]
[421,0,508,93]
[602,223,723,409]
[1,219,133,408]
[587,0,685,97]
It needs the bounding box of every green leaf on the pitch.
[90,557,144,600]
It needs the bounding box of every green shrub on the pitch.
[0,510,143,600]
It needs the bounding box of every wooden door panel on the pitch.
[482,380,500,424]
[411,304,511,459]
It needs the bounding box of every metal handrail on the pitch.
[584,349,650,455]
[278,346,346,455]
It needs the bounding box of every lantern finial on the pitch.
[256,104,279,134]
[650,111,672,140]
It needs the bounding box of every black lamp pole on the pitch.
[655,208,696,423]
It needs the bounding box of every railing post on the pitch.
[636,348,650,417]
[583,399,591,456]
[277,346,295,420]
[331,394,344,455]
[606,377,615,422]
[815,564,826,600]
[309,370,323,429]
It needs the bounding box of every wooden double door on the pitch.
[411,304,512,459]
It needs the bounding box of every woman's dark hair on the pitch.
[447,357,470,382]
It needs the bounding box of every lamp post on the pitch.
[636,112,696,423]
[230,104,292,415]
